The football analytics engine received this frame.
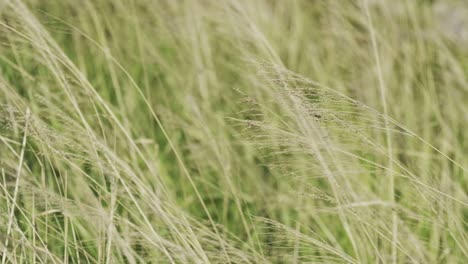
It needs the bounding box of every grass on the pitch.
[0,0,467,263]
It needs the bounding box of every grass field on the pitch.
[0,0,467,263]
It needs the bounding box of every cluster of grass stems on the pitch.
[0,0,467,263]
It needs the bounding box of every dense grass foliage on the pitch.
[0,0,467,263]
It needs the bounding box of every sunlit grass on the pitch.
[0,0,467,263]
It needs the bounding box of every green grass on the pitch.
[0,0,467,263]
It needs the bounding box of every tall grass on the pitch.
[0,0,467,263]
